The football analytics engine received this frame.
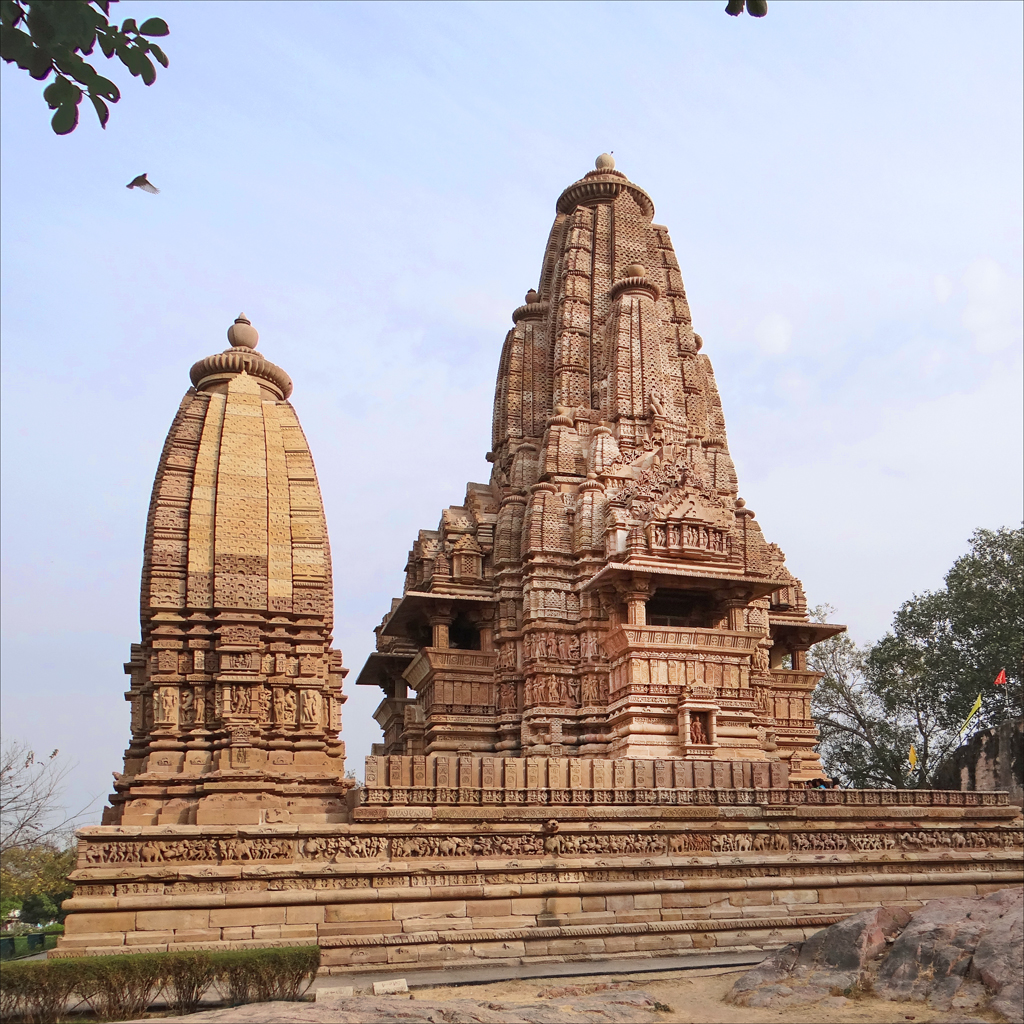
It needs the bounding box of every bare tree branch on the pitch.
[0,741,92,854]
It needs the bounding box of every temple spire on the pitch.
[362,157,845,776]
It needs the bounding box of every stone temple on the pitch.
[359,151,841,779]
[58,158,1022,967]
[103,314,350,828]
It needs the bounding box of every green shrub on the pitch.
[263,944,320,1000]
[0,944,320,1020]
[74,951,167,1021]
[208,946,320,1005]
[163,950,217,1014]
[0,958,82,1024]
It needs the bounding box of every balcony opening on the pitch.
[449,615,481,651]
[408,620,432,649]
[646,589,716,628]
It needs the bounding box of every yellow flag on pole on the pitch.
[957,694,983,740]
[908,744,918,769]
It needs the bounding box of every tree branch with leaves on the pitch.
[0,0,168,134]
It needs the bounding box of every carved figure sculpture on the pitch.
[302,690,322,726]
[231,686,251,716]
[180,688,194,724]
[690,716,708,745]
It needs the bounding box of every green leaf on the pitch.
[1,0,25,27]
[43,74,73,107]
[24,3,57,48]
[115,38,140,73]
[27,45,52,79]
[52,47,89,78]
[96,26,115,57]
[90,71,118,100]
[88,92,108,127]
[50,98,80,135]
[47,1,98,50]
[93,0,110,14]
[120,17,137,34]
[148,41,167,67]
[138,51,154,85]
[138,17,168,37]
[0,23,35,65]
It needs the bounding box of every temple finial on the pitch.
[228,313,258,349]
[595,152,615,171]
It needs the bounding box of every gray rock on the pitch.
[726,904,908,1007]
[874,887,1023,1016]
[727,887,1024,1020]
[970,888,1024,1023]
[133,991,665,1023]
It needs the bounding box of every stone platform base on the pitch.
[56,790,1023,968]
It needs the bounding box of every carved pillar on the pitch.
[623,577,651,626]
[429,607,453,649]
[719,589,749,632]
[475,606,496,652]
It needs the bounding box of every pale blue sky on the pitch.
[2,1,1021,824]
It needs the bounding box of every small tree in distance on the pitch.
[0,742,84,854]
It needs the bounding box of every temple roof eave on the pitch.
[355,651,416,688]
[769,620,847,645]
[381,590,498,639]
[582,561,781,600]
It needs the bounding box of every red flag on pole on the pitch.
[994,669,1006,686]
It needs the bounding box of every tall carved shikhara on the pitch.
[105,314,350,826]
[361,156,843,777]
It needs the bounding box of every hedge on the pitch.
[0,944,320,1022]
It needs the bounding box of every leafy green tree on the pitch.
[812,526,1023,788]
[0,0,168,134]
[1,844,76,924]
[869,527,1023,731]
[810,621,951,788]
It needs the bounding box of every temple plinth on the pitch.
[358,155,842,782]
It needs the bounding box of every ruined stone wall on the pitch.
[935,720,1024,807]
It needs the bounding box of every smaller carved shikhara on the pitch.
[106,316,350,827]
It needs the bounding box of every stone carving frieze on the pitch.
[78,825,1020,868]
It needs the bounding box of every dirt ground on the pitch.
[141,967,1009,1023]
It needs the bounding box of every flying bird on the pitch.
[126,173,160,194]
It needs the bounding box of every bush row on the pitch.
[0,945,320,1022]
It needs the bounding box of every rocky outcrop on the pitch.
[138,990,667,1023]
[726,905,911,1008]
[727,887,1024,1022]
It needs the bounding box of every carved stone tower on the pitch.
[359,156,844,781]
[104,315,350,826]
